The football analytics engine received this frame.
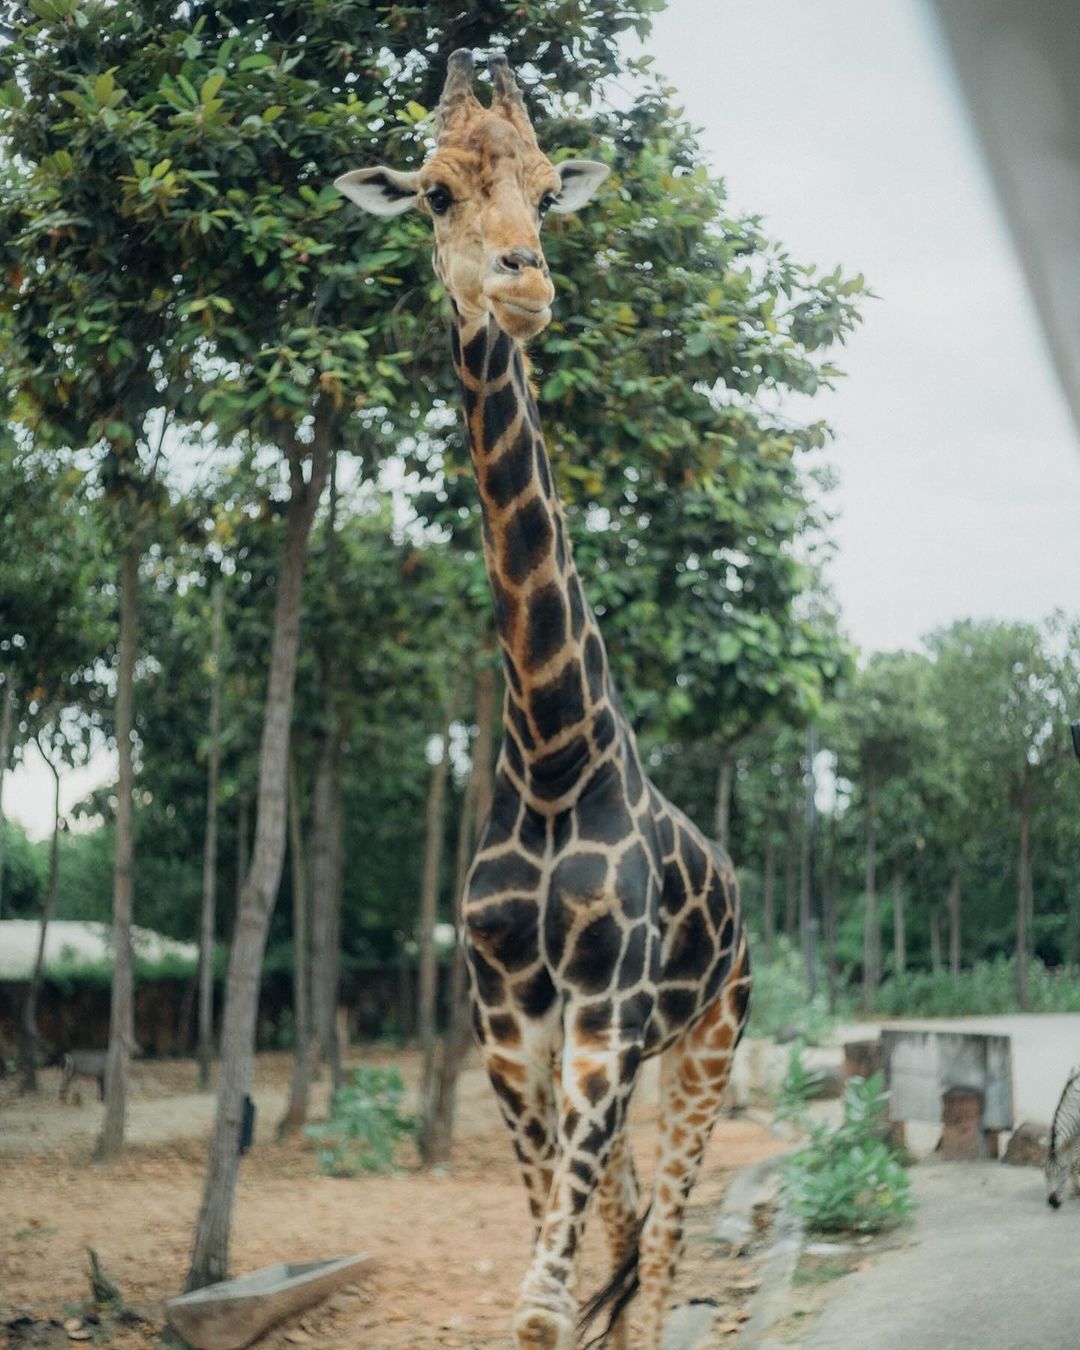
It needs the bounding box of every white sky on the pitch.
[646,0,1080,653]
[5,0,1080,842]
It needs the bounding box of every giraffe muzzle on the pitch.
[485,255,555,339]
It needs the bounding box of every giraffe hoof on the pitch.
[513,1307,574,1349]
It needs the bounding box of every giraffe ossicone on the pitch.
[337,48,751,1350]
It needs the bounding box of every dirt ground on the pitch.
[0,1049,785,1348]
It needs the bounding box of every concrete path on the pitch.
[788,1163,1080,1349]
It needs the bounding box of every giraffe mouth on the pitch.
[489,297,552,339]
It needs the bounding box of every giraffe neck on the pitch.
[452,312,621,807]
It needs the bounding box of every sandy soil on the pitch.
[0,1050,784,1348]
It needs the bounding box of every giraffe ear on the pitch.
[549,160,610,215]
[334,166,421,216]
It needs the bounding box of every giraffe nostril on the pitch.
[496,248,543,275]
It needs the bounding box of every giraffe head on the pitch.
[335,50,609,341]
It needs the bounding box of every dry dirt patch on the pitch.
[1,1050,783,1347]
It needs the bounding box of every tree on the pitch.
[829,652,940,1011]
[929,620,1067,1008]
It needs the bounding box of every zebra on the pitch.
[1045,1067,1080,1208]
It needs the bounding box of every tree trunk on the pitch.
[824,819,839,1013]
[946,871,961,977]
[0,673,14,920]
[307,448,345,1090]
[197,580,224,1090]
[397,891,413,1040]
[20,744,60,1093]
[783,792,798,938]
[421,662,496,1164]
[308,721,344,1082]
[186,435,328,1291]
[1016,764,1031,1011]
[96,542,139,1160]
[762,823,776,965]
[327,758,345,1089]
[417,681,461,1163]
[892,866,906,977]
[861,781,879,1014]
[714,744,734,853]
[235,792,250,916]
[930,906,943,973]
[278,757,315,1139]
[798,798,812,980]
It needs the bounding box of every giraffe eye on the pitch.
[539,191,558,218]
[426,185,452,215]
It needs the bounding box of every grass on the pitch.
[792,1254,859,1288]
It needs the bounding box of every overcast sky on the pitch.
[4,0,1079,842]
[646,0,1080,652]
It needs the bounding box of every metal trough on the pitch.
[165,1252,375,1349]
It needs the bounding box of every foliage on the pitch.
[747,938,840,1045]
[784,1075,913,1235]
[874,959,1080,1018]
[775,1042,825,1126]
[305,1066,415,1177]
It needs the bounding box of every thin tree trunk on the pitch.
[186,435,329,1291]
[1016,764,1031,1011]
[278,757,315,1138]
[798,804,811,978]
[307,449,345,1089]
[862,781,879,1014]
[397,889,413,1040]
[825,819,839,1013]
[0,673,14,920]
[20,742,60,1092]
[714,744,734,853]
[762,823,776,965]
[324,749,345,1090]
[946,871,961,977]
[309,722,344,1078]
[197,581,224,1090]
[422,662,497,1164]
[892,866,906,976]
[235,792,250,916]
[417,680,462,1163]
[930,907,943,974]
[783,791,798,939]
[97,542,139,1160]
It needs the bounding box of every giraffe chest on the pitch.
[463,767,665,1017]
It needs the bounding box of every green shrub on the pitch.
[874,958,1080,1018]
[748,937,842,1045]
[775,1041,825,1126]
[783,1074,913,1235]
[305,1066,415,1177]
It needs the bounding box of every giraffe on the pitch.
[336,50,751,1350]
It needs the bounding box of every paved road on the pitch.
[788,1162,1080,1350]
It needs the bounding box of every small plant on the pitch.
[305,1065,415,1177]
[783,1074,913,1235]
[775,1041,825,1126]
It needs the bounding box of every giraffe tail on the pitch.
[577,1206,650,1348]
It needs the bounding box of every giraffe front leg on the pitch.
[514,1005,646,1350]
[474,992,560,1232]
